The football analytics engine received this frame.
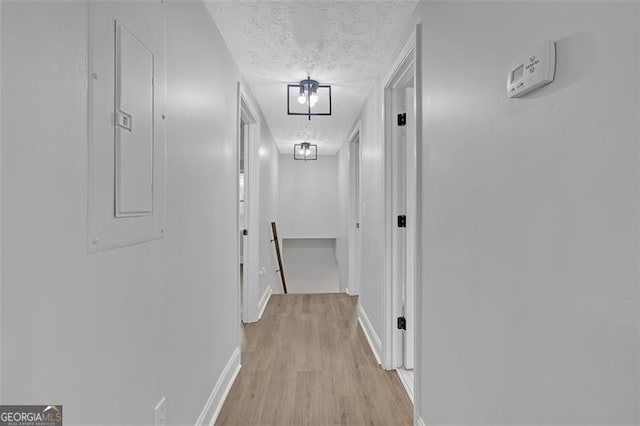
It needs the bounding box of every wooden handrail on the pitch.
[270,222,288,294]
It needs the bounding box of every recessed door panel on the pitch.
[115,21,154,217]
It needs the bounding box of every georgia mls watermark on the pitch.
[0,405,62,426]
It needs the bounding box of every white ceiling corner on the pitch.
[204,1,418,155]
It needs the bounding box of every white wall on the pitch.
[351,87,386,349]
[282,238,339,294]
[343,1,640,424]
[1,1,278,423]
[415,2,639,424]
[258,119,280,297]
[278,154,338,239]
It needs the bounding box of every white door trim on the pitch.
[413,23,423,426]
[236,83,261,325]
[381,27,423,426]
[383,29,417,370]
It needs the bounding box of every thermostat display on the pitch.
[507,41,556,98]
[511,65,524,84]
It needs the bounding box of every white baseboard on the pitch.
[416,415,425,426]
[195,347,241,426]
[396,368,414,404]
[357,303,383,365]
[257,286,272,320]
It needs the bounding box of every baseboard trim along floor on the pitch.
[396,368,414,404]
[258,287,273,320]
[195,347,241,426]
[357,303,383,365]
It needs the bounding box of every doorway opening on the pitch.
[237,83,261,327]
[238,117,248,321]
[348,126,361,296]
[383,30,418,404]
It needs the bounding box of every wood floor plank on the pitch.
[215,293,413,426]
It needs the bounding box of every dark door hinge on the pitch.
[397,215,406,228]
[242,229,248,236]
[397,316,406,330]
[397,113,407,127]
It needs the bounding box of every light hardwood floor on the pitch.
[216,293,413,426]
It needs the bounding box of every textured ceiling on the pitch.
[204,1,418,154]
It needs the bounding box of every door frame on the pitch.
[381,26,423,417]
[347,122,362,296]
[383,28,417,370]
[236,83,261,325]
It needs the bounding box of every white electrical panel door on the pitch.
[88,1,166,252]
[115,22,154,217]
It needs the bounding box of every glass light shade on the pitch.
[287,77,332,120]
[293,142,318,161]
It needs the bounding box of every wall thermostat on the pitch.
[507,41,556,98]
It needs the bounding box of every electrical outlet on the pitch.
[154,397,166,426]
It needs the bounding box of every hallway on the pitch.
[2,1,640,424]
[216,294,413,426]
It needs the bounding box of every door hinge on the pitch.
[397,113,407,127]
[397,215,406,228]
[397,316,406,330]
[242,229,248,236]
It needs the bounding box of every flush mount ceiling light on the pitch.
[287,76,332,121]
[293,142,317,161]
